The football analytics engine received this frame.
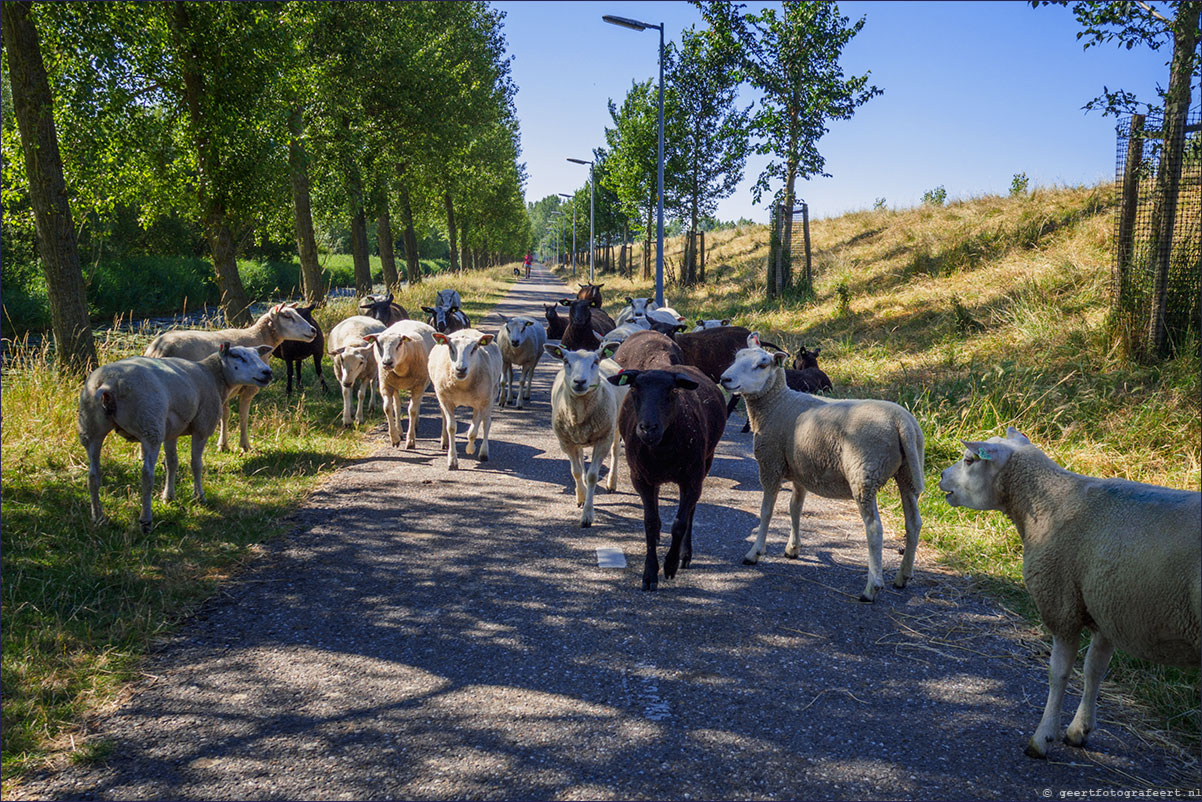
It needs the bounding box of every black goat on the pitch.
[272,303,327,396]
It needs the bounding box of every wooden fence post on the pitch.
[801,202,813,295]
[1116,114,1146,326]
[699,230,705,282]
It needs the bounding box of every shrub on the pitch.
[1010,172,1030,196]
[836,280,852,316]
[922,185,947,206]
[873,197,887,210]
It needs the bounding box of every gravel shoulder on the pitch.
[16,264,1199,801]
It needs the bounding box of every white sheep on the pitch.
[940,427,1201,759]
[78,344,274,532]
[428,328,502,469]
[719,334,925,602]
[543,342,626,527]
[328,315,387,426]
[615,297,660,326]
[496,314,547,409]
[144,303,316,451]
[364,320,437,449]
[600,319,651,347]
[690,318,732,332]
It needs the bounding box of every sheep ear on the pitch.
[772,351,787,368]
[330,346,346,356]
[544,343,566,361]
[477,334,494,347]
[270,304,282,315]
[962,440,1013,465]
[384,293,393,303]
[256,344,274,357]
[673,375,699,390]
[599,341,619,359]
[287,301,300,309]
[362,334,379,345]
[747,332,761,348]
[498,313,509,323]
[696,318,705,326]
[721,319,730,326]
[672,324,686,333]
[422,306,435,314]
[219,342,231,356]
[559,297,574,305]
[1005,426,1032,444]
[607,370,638,386]
[625,296,634,305]
[433,332,450,346]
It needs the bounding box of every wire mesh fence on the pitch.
[1113,110,1201,357]
[767,202,813,299]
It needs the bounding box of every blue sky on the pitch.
[498,1,1179,222]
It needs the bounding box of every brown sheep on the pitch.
[576,282,604,308]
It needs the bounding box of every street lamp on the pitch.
[549,211,561,269]
[558,192,576,279]
[567,158,595,282]
[603,13,664,307]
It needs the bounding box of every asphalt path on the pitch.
[19,263,1198,800]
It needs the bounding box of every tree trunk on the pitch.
[643,192,654,280]
[397,169,421,284]
[171,1,251,325]
[1146,2,1199,355]
[444,192,460,273]
[347,170,372,295]
[1,2,96,372]
[699,230,705,283]
[782,163,797,294]
[460,216,470,272]
[287,104,324,304]
[377,205,399,292]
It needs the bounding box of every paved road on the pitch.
[19,264,1197,800]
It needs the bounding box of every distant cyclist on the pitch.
[523,252,533,278]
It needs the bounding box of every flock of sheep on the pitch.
[76,276,1200,762]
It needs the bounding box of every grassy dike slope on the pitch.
[568,184,1200,747]
[0,265,518,785]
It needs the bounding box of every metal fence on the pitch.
[767,202,813,299]
[1113,110,1201,357]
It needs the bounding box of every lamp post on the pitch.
[603,13,664,307]
[567,158,595,282]
[558,192,576,279]
[550,212,561,269]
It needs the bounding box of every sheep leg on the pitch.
[664,483,702,580]
[478,402,492,461]
[580,434,612,527]
[340,380,355,426]
[237,386,256,452]
[497,364,510,407]
[1028,634,1078,759]
[783,486,808,559]
[521,364,534,401]
[744,475,783,564]
[161,438,178,501]
[313,353,328,392]
[565,444,587,512]
[382,388,401,447]
[605,432,620,492]
[139,439,161,533]
[356,379,370,426]
[1065,632,1115,748]
[190,434,206,502]
[680,505,697,569]
[634,478,662,591]
[853,491,887,602]
[86,437,106,525]
[465,408,481,456]
[895,489,922,588]
[284,359,294,397]
[218,398,232,452]
[440,400,458,470]
[404,391,422,450]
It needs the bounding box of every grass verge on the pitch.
[0,263,517,788]
[560,186,1201,750]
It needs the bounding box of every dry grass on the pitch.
[558,186,1200,746]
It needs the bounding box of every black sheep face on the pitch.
[562,298,593,328]
[609,369,699,447]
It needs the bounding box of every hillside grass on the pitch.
[562,185,1201,749]
[0,264,517,788]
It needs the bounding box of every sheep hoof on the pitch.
[1024,739,1050,760]
[742,556,760,566]
[1064,729,1089,748]
[140,519,153,534]
[897,546,905,554]
[580,520,592,529]
[893,576,909,589]
[783,549,800,559]
[858,593,876,603]
[405,442,416,450]
[479,454,488,462]
[680,555,691,569]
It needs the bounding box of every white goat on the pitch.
[144,303,316,451]
[365,320,437,449]
[940,427,1201,759]
[496,314,547,409]
[720,335,925,602]
[543,342,625,527]
[328,315,386,426]
[78,344,274,532]
[428,328,502,469]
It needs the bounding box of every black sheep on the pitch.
[607,366,727,590]
[272,303,327,396]
[612,330,683,371]
[359,293,409,326]
[544,304,568,339]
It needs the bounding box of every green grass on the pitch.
[0,263,517,788]
[566,185,1201,749]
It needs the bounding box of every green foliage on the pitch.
[1010,172,1030,195]
[873,197,887,210]
[835,280,852,316]
[922,185,948,206]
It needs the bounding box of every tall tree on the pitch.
[666,26,750,284]
[699,0,881,298]
[604,80,668,280]
[1,1,96,371]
